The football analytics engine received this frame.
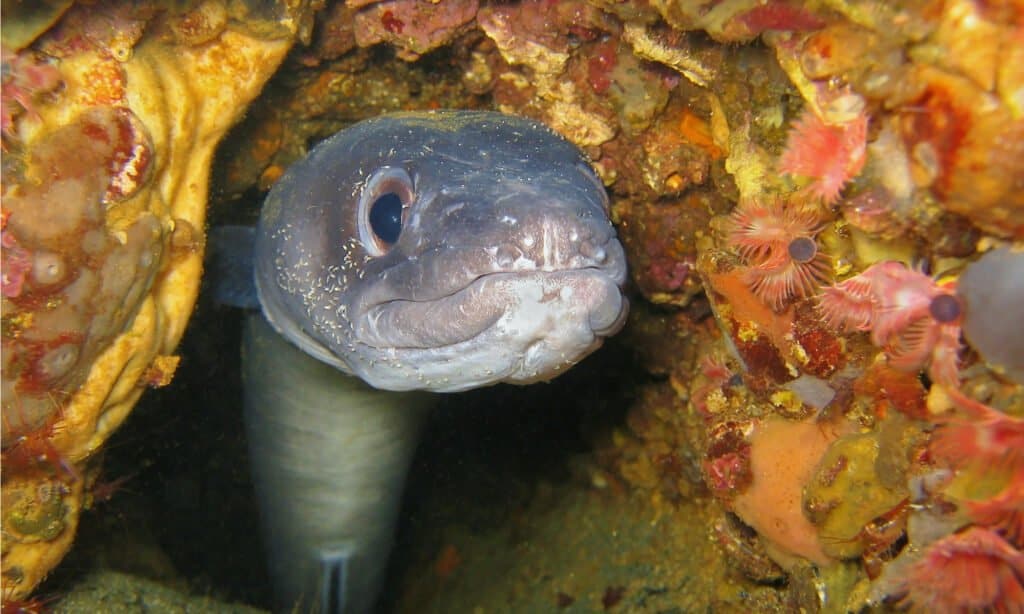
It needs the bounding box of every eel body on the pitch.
[242,110,628,612]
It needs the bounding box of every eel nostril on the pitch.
[495,245,518,268]
[579,240,606,263]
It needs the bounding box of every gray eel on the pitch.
[241,110,629,613]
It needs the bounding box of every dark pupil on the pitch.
[369,192,403,244]
[929,294,961,323]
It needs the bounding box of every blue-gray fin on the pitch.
[206,225,259,309]
[319,543,354,614]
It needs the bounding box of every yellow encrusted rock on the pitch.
[1,3,304,602]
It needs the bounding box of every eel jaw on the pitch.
[349,267,629,392]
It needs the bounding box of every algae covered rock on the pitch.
[1,1,307,601]
[805,432,908,560]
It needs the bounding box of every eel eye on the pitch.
[369,193,403,244]
[358,167,414,256]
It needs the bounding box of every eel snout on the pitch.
[348,195,630,390]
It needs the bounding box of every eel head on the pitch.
[255,111,629,392]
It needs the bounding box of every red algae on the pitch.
[853,364,928,420]
[588,39,618,94]
[792,324,844,378]
[352,0,479,61]
[734,3,826,37]
[616,194,710,307]
[703,420,753,497]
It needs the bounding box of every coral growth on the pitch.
[726,199,830,310]
[895,66,1024,238]
[895,527,1024,612]
[931,402,1024,545]
[1,213,32,298]
[778,102,868,204]
[351,0,480,61]
[1,0,1021,610]
[866,365,1024,610]
[818,262,962,386]
[931,402,1024,469]
[2,2,299,603]
[2,107,160,446]
[0,48,62,138]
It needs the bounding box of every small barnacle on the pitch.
[37,342,81,381]
[778,99,869,204]
[31,251,67,287]
[727,199,831,310]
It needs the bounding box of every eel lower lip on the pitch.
[356,269,624,350]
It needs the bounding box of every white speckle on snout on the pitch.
[500,215,517,225]
[495,245,528,269]
[443,202,466,216]
[513,255,537,271]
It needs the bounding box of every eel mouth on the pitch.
[355,267,628,351]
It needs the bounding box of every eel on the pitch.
[239,110,629,612]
